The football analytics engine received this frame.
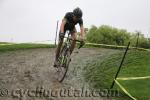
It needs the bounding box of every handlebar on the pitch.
[64,37,85,49]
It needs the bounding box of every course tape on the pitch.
[1,42,150,52]
[85,42,150,52]
[117,76,150,80]
[136,47,150,52]
[114,79,137,100]
[86,42,126,48]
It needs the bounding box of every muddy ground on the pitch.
[0,48,119,100]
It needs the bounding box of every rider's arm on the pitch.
[60,18,67,33]
[80,24,85,40]
[79,18,85,40]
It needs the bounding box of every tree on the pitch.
[86,25,150,48]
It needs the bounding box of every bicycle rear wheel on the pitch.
[55,47,71,82]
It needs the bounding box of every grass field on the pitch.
[84,49,150,99]
[0,42,12,44]
[0,42,55,52]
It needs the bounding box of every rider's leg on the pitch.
[54,33,64,67]
[70,29,77,55]
[55,38,63,60]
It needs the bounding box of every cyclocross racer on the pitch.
[54,7,85,67]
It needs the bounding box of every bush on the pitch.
[86,25,150,49]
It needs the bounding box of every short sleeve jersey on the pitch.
[64,12,83,31]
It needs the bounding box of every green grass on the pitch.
[118,79,150,100]
[84,49,150,99]
[0,43,56,52]
[0,42,14,44]
[0,42,10,44]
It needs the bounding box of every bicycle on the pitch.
[55,32,84,83]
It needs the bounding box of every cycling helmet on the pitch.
[73,7,83,18]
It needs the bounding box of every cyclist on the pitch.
[54,7,85,67]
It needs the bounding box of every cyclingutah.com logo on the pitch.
[0,86,120,98]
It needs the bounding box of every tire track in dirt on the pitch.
[0,48,119,100]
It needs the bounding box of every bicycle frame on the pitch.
[64,34,72,50]
[55,32,83,82]
[59,33,72,65]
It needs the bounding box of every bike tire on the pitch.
[56,46,71,82]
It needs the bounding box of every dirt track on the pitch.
[0,48,119,100]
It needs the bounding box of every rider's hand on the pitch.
[78,41,85,49]
[80,36,85,45]
[81,41,85,46]
[78,38,85,49]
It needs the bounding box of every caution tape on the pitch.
[136,47,150,52]
[1,42,149,52]
[117,76,150,80]
[85,42,150,52]
[114,79,137,100]
[86,42,126,48]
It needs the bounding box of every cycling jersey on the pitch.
[63,12,83,33]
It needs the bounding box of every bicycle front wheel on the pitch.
[55,47,71,82]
